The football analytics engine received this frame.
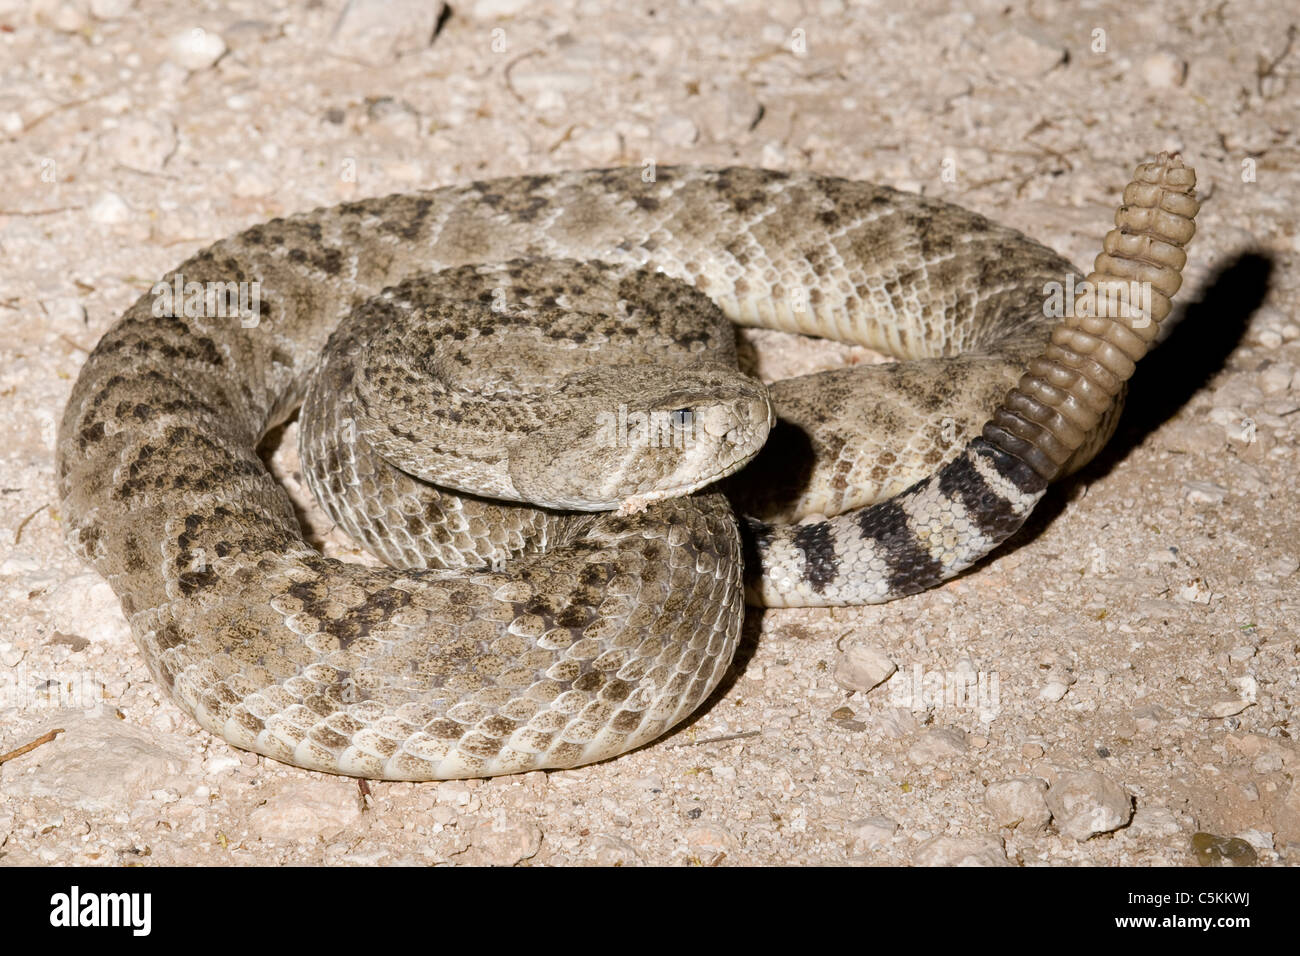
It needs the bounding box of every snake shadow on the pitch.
[655,251,1274,744]
[1010,249,1273,544]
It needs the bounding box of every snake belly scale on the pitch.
[57,157,1199,779]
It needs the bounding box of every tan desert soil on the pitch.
[1,0,1297,866]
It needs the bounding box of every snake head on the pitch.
[506,361,775,511]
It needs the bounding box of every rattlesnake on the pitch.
[56,155,1198,779]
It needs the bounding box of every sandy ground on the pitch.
[1,0,1297,866]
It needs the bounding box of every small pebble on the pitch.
[913,834,1011,866]
[42,297,86,326]
[459,820,542,866]
[989,29,1065,78]
[1191,832,1257,867]
[1259,362,1294,395]
[846,815,897,854]
[1130,806,1182,837]
[101,116,177,173]
[34,0,88,32]
[89,0,134,19]
[1141,49,1188,88]
[167,27,228,71]
[1045,770,1132,841]
[470,0,530,16]
[906,727,968,764]
[428,805,457,826]
[684,824,734,857]
[656,116,698,147]
[89,192,130,224]
[586,833,642,866]
[1039,680,1069,702]
[330,0,446,65]
[1184,481,1228,505]
[834,641,896,693]
[248,782,361,839]
[985,777,1051,830]
[1252,752,1283,774]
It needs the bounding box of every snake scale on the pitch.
[57,155,1199,779]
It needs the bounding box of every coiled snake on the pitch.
[57,155,1199,779]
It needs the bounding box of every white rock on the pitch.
[1184,480,1228,505]
[1133,705,1165,733]
[656,116,698,147]
[456,819,542,865]
[990,29,1066,78]
[248,781,362,839]
[48,573,128,641]
[1209,699,1252,719]
[101,116,176,173]
[913,834,1011,866]
[429,804,457,826]
[1130,806,1182,837]
[366,97,421,138]
[907,727,968,764]
[435,780,471,806]
[32,0,88,32]
[1039,680,1069,702]
[684,824,735,856]
[834,642,896,692]
[509,64,594,96]
[873,707,920,739]
[166,27,227,71]
[2,714,188,812]
[1252,752,1283,774]
[1141,49,1187,87]
[202,754,241,775]
[88,191,130,224]
[330,0,446,66]
[1045,771,1133,840]
[847,815,897,853]
[573,127,622,164]
[711,764,737,784]
[1260,362,1294,395]
[470,0,530,16]
[0,638,23,667]
[985,777,1051,830]
[89,0,133,19]
[585,833,642,866]
[42,297,86,327]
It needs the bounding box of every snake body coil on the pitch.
[57,156,1198,779]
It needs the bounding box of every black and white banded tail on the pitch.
[747,153,1199,608]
